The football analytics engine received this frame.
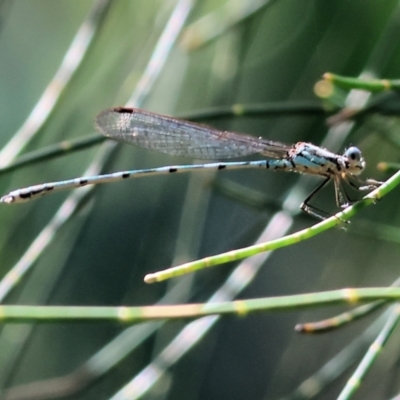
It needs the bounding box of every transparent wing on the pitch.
[95,107,291,160]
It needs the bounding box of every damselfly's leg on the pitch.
[334,175,353,208]
[300,177,333,220]
[338,175,383,209]
[346,176,383,192]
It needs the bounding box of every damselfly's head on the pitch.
[343,146,365,176]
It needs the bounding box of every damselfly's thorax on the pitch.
[286,142,366,178]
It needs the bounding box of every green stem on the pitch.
[144,168,400,283]
[324,72,400,92]
[1,288,400,323]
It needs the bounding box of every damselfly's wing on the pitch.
[95,107,291,160]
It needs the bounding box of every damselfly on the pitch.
[1,107,380,218]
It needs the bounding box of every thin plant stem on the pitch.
[0,0,111,167]
[337,304,400,400]
[0,287,399,323]
[296,277,400,334]
[144,168,399,283]
[324,72,400,92]
[0,133,105,176]
[181,0,274,50]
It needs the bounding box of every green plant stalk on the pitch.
[0,0,110,167]
[296,276,400,334]
[337,304,400,400]
[0,134,105,176]
[144,169,399,283]
[324,72,400,92]
[2,288,400,323]
[296,301,386,334]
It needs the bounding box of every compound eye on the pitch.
[344,146,362,161]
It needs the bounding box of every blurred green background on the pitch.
[0,1,400,399]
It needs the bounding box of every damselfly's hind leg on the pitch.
[299,177,361,223]
[300,202,335,221]
[299,177,337,221]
